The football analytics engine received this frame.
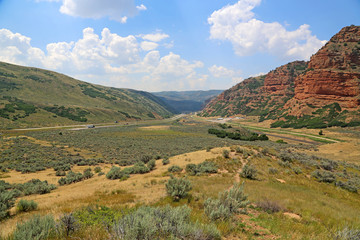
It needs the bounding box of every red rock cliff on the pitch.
[293,25,360,109]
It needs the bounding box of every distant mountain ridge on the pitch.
[0,61,175,129]
[152,90,223,113]
[201,25,360,128]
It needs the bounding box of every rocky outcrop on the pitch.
[264,61,307,96]
[292,25,360,110]
[201,25,360,119]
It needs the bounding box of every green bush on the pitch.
[17,199,38,213]
[332,227,360,240]
[58,171,84,185]
[312,170,336,183]
[106,167,129,180]
[94,166,102,173]
[204,183,249,221]
[336,179,359,193]
[12,215,56,240]
[168,165,183,173]
[162,158,170,165]
[131,162,150,174]
[147,159,156,171]
[222,149,230,158]
[0,190,18,220]
[268,167,278,174]
[240,164,257,180]
[186,161,218,176]
[16,179,57,195]
[165,176,192,201]
[82,168,94,179]
[111,205,221,240]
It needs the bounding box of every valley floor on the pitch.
[1,115,360,239]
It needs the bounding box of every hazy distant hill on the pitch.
[0,61,175,129]
[153,90,223,113]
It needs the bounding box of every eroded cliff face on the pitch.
[201,61,307,117]
[264,61,307,96]
[291,25,360,111]
[201,25,360,121]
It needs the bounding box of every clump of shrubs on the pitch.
[111,205,220,240]
[162,157,170,165]
[256,199,284,213]
[12,215,56,240]
[312,170,336,183]
[240,164,257,180]
[16,179,57,195]
[168,165,183,173]
[17,199,38,213]
[186,161,218,176]
[165,176,192,201]
[204,183,249,221]
[58,171,85,185]
[0,189,18,220]
[222,150,230,158]
[82,168,94,179]
[268,167,278,174]
[147,159,156,171]
[106,167,129,181]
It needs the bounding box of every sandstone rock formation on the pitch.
[201,25,360,122]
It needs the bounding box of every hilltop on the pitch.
[201,25,360,128]
[0,61,175,129]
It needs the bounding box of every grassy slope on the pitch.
[0,61,174,129]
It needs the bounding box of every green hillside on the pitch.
[153,90,223,113]
[0,61,174,129]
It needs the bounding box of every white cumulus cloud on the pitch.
[0,28,207,91]
[208,64,242,84]
[36,0,146,23]
[141,32,169,42]
[208,0,326,60]
[140,41,159,51]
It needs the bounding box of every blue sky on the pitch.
[0,0,359,91]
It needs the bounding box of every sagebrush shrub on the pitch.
[256,199,284,213]
[204,182,249,221]
[17,199,38,213]
[111,205,221,240]
[222,150,230,158]
[168,165,183,173]
[0,190,17,220]
[240,164,257,180]
[147,159,156,171]
[165,176,192,201]
[106,167,129,180]
[312,170,336,183]
[12,215,55,240]
[162,158,170,165]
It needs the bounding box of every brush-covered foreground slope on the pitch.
[0,61,174,129]
[153,90,223,113]
[201,25,360,128]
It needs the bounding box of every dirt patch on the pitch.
[138,125,170,130]
[276,178,286,184]
[283,212,301,220]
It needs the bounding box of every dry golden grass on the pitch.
[0,147,225,237]
[138,125,170,130]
